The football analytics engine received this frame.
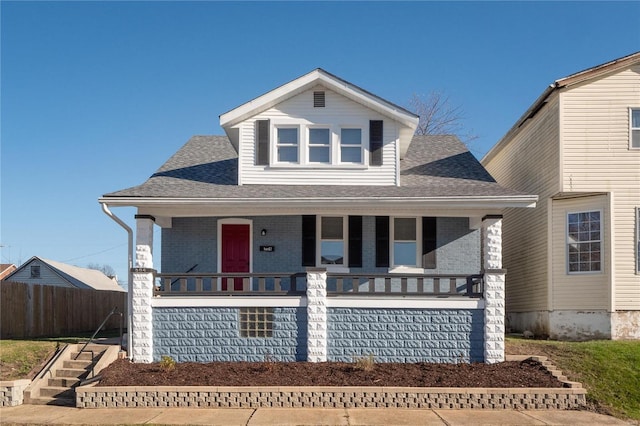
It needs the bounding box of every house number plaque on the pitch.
[260,246,275,252]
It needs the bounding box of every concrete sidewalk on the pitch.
[0,405,635,425]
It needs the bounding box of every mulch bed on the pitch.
[98,358,564,388]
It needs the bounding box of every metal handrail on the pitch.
[32,343,68,382]
[74,306,123,360]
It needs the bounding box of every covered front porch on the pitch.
[124,207,506,365]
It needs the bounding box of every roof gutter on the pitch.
[99,195,538,209]
[100,202,133,359]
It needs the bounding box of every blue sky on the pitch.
[2,1,639,285]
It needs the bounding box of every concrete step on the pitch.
[70,351,101,361]
[77,343,110,352]
[55,368,89,379]
[48,377,81,388]
[63,359,93,370]
[39,386,76,399]
[28,396,75,406]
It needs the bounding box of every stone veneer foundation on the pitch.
[76,356,586,410]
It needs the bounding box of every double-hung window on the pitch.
[340,128,363,163]
[631,109,640,149]
[567,211,601,273]
[319,216,345,266]
[392,217,419,267]
[276,127,299,163]
[308,128,331,163]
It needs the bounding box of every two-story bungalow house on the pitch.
[101,69,536,363]
[482,52,640,340]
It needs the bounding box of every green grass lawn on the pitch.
[507,337,640,420]
[0,330,123,381]
[0,340,59,380]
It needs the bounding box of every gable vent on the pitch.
[313,91,325,107]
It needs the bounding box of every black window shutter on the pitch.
[422,217,437,269]
[256,119,270,165]
[375,216,390,267]
[369,120,383,166]
[348,216,363,268]
[302,215,316,267]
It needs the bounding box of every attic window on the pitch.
[30,266,41,278]
[313,91,325,108]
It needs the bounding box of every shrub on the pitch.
[160,355,176,371]
[353,354,375,371]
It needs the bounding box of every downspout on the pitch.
[100,202,133,358]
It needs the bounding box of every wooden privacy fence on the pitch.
[0,281,127,338]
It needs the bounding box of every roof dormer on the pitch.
[219,69,418,186]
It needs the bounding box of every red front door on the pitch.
[221,224,250,291]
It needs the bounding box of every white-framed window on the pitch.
[318,216,347,266]
[266,121,367,167]
[30,265,41,278]
[308,127,331,163]
[631,108,640,149]
[391,217,420,267]
[340,128,363,164]
[567,210,602,274]
[276,126,299,163]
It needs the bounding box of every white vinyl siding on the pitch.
[561,65,640,309]
[551,195,610,310]
[238,86,398,186]
[482,96,560,313]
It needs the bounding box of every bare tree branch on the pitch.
[408,91,478,145]
[87,263,117,278]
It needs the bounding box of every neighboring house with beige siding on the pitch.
[482,52,640,340]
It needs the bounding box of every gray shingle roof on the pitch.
[5,257,125,292]
[103,135,524,199]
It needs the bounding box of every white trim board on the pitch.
[151,296,484,310]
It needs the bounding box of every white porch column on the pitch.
[482,215,506,364]
[131,215,155,363]
[306,268,327,362]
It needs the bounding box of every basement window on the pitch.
[239,307,274,338]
